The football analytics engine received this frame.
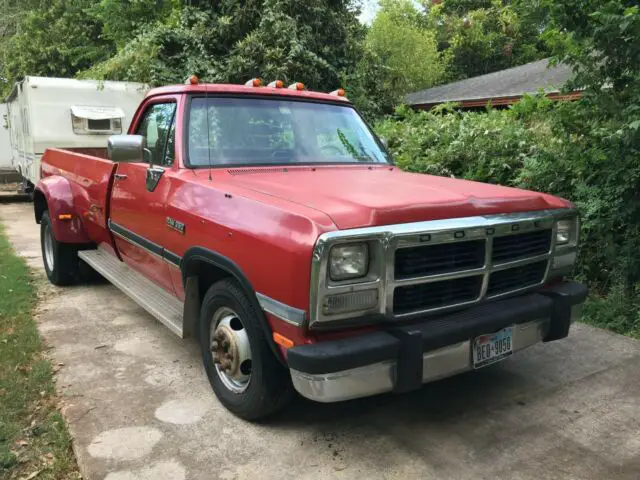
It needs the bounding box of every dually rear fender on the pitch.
[34,175,91,244]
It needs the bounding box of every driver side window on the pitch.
[135,102,177,166]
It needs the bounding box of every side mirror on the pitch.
[108,135,146,163]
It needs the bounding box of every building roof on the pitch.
[405,58,575,107]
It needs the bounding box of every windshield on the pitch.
[187,97,391,166]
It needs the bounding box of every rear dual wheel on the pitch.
[40,211,79,286]
[199,279,293,420]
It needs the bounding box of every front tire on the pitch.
[40,211,79,286]
[199,278,292,420]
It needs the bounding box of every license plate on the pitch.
[473,327,513,369]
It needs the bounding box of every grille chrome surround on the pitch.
[309,208,577,328]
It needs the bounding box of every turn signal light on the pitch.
[330,88,346,97]
[273,332,294,349]
[185,75,199,85]
[288,82,305,91]
[245,78,262,87]
[58,214,73,221]
[267,80,284,88]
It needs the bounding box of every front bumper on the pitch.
[288,282,587,402]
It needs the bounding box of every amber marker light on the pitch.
[185,75,199,85]
[245,78,262,87]
[273,332,294,349]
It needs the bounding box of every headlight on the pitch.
[329,243,369,281]
[555,219,576,246]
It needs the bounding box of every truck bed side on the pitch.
[37,148,117,247]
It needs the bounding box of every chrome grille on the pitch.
[391,228,553,316]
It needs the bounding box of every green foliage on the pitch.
[349,0,551,115]
[0,0,114,96]
[88,0,173,48]
[425,0,550,82]
[376,102,542,184]
[83,0,362,92]
[362,0,445,109]
[582,288,640,339]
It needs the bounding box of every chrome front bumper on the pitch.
[291,319,548,402]
[288,283,587,403]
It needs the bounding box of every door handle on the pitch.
[114,173,128,180]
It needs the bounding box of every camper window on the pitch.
[70,106,125,135]
[88,118,111,131]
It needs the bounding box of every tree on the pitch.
[83,0,363,92]
[88,0,173,48]
[0,0,114,96]
[364,0,445,98]
[423,0,550,81]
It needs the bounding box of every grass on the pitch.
[0,223,79,479]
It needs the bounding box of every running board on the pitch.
[78,248,184,337]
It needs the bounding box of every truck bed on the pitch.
[40,148,117,246]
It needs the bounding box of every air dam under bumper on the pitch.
[288,282,587,403]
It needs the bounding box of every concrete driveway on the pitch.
[1,201,639,480]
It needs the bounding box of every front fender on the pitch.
[35,176,91,244]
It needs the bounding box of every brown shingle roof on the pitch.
[405,58,574,106]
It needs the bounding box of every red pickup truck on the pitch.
[33,78,587,419]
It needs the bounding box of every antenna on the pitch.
[205,80,212,181]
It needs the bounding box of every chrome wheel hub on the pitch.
[210,307,252,393]
[43,224,55,272]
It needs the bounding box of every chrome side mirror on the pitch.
[108,135,146,163]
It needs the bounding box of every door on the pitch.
[109,100,178,293]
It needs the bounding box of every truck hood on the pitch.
[225,166,570,230]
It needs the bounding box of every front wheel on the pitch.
[40,211,79,286]
[199,278,292,420]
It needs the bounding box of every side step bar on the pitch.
[78,248,184,337]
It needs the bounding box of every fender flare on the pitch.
[181,246,285,365]
[34,176,91,244]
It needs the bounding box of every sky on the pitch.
[359,0,380,25]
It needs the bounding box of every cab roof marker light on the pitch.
[288,82,305,90]
[267,80,284,88]
[244,78,262,87]
[330,88,346,97]
[185,75,199,85]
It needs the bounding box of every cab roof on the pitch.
[145,83,351,104]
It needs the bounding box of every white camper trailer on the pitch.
[0,103,12,170]
[6,76,147,188]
